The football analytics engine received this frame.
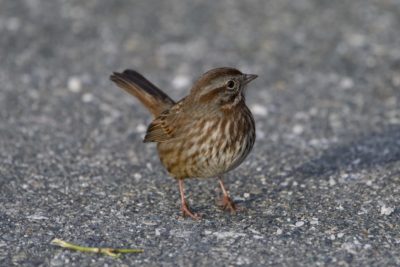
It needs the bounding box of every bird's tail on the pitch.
[110,69,175,116]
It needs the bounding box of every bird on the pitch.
[110,67,257,219]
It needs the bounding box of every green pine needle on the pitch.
[51,238,143,258]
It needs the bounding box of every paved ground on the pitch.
[1,0,399,266]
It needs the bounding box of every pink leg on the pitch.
[178,179,201,220]
[217,178,236,213]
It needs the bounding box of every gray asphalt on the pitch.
[0,0,399,266]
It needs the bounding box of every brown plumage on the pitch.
[110,70,175,116]
[110,67,257,219]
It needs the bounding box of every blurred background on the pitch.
[0,1,399,266]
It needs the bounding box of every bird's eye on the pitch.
[226,80,236,90]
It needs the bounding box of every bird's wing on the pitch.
[143,99,188,143]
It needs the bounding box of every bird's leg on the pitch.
[217,177,236,213]
[178,179,200,220]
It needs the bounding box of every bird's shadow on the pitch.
[243,124,400,206]
[293,124,400,177]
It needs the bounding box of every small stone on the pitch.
[276,228,283,235]
[337,233,344,238]
[236,256,251,265]
[280,181,289,187]
[146,163,153,170]
[292,124,304,135]
[68,77,82,92]
[155,228,161,236]
[27,214,49,220]
[172,75,190,89]
[250,104,268,116]
[213,231,246,239]
[295,221,304,227]
[133,173,142,180]
[337,205,344,211]
[309,107,318,116]
[136,123,147,133]
[380,205,394,216]
[340,77,354,89]
[392,75,400,87]
[142,220,157,226]
[348,33,366,47]
[249,228,261,234]
[82,93,93,102]
[243,192,250,198]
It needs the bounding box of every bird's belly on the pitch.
[193,136,253,178]
[157,115,255,179]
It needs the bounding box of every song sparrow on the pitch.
[110,67,257,219]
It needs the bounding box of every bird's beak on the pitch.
[243,74,258,85]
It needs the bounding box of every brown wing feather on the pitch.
[144,99,186,143]
[144,112,174,142]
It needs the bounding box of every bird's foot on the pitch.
[217,195,237,214]
[181,202,201,220]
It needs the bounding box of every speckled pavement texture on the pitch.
[0,0,399,266]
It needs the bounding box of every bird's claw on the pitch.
[217,195,237,214]
[181,202,201,220]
